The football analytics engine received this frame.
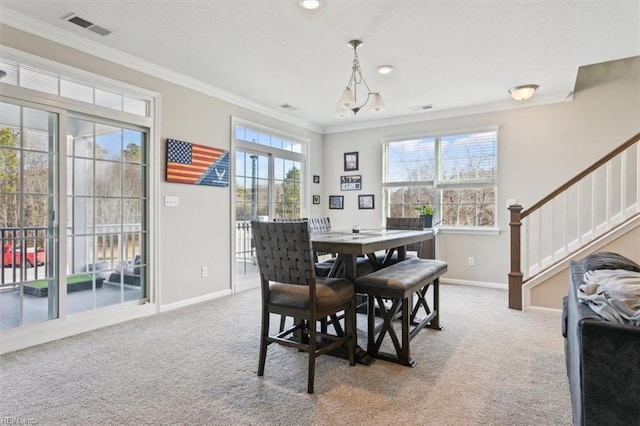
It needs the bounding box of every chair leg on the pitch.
[308,318,317,394]
[347,299,356,366]
[258,307,270,377]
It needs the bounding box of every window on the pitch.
[0,57,149,117]
[0,48,154,332]
[232,120,307,282]
[383,129,497,228]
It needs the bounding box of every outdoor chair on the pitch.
[251,220,356,393]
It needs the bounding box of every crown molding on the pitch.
[321,92,573,134]
[0,7,323,134]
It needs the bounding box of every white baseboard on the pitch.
[441,278,507,290]
[524,305,562,315]
[1,302,157,354]
[160,289,232,312]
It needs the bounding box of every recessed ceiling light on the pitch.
[377,65,394,75]
[299,0,321,10]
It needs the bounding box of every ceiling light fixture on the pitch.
[336,40,385,117]
[377,65,394,75]
[299,0,321,10]
[509,84,539,101]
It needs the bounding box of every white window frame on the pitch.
[0,46,160,353]
[382,126,500,235]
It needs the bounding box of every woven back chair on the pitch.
[386,217,424,253]
[251,220,356,393]
[308,217,331,234]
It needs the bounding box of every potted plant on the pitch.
[415,204,435,228]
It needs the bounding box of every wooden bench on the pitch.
[354,257,447,366]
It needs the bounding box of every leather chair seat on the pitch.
[270,278,355,311]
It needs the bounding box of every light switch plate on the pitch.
[165,196,179,207]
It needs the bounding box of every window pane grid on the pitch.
[383,130,497,228]
[235,125,304,154]
[0,57,150,118]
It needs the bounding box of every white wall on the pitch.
[322,75,640,287]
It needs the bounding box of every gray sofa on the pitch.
[562,252,640,425]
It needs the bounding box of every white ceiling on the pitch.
[1,1,639,133]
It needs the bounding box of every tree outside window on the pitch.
[383,130,497,228]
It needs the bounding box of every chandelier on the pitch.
[336,40,386,117]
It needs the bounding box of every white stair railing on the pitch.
[509,133,640,309]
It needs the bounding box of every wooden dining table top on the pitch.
[310,228,434,255]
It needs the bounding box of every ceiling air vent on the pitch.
[409,104,433,112]
[63,13,112,36]
[279,104,299,111]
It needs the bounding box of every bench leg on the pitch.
[427,279,443,330]
[368,295,415,367]
[410,279,443,331]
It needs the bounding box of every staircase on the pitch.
[508,132,640,310]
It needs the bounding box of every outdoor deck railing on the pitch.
[1,224,142,286]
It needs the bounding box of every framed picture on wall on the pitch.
[358,194,374,209]
[344,152,359,171]
[312,195,320,204]
[329,195,344,209]
[313,175,320,184]
[340,175,361,191]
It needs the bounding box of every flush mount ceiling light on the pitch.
[336,40,386,117]
[509,84,539,101]
[377,65,394,75]
[299,0,321,9]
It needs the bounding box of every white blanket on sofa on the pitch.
[578,269,640,326]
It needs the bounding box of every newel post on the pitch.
[508,204,523,310]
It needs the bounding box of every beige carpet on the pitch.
[0,284,572,425]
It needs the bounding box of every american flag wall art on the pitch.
[166,138,229,187]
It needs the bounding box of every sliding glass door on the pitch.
[66,117,147,314]
[0,103,149,330]
[233,122,306,285]
[0,102,58,330]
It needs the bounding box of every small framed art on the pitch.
[312,195,320,204]
[329,195,344,209]
[358,194,375,209]
[344,152,359,171]
[313,175,320,184]
[340,175,361,191]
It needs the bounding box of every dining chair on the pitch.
[251,220,356,393]
[375,217,426,266]
[273,217,332,330]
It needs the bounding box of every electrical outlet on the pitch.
[201,266,208,278]
[468,257,475,266]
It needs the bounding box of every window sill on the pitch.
[435,226,501,236]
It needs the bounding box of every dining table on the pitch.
[310,228,436,365]
[311,228,436,281]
